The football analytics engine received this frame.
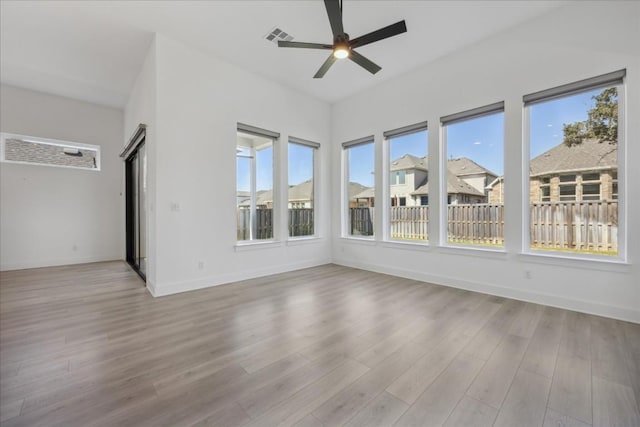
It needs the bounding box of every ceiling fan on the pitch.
[277,0,407,78]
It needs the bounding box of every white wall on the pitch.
[331,2,640,322]
[0,85,124,270]
[125,34,332,296]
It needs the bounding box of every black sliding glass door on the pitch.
[125,141,147,281]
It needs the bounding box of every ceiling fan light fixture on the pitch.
[333,45,350,59]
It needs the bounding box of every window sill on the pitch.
[381,240,431,252]
[234,240,283,252]
[287,237,324,246]
[518,251,631,272]
[437,244,508,260]
[340,237,377,246]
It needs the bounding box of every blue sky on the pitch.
[529,89,599,159]
[288,143,314,186]
[238,88,600,191]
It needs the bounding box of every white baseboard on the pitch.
[150,258,332,297]
[334,258,640,324]
[0,255,123,272]
[146,279,158,297]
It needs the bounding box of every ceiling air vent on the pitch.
[264,27,293,44]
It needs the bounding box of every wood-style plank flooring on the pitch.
[1,261,639,427]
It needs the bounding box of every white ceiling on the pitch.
[0,1,565,109]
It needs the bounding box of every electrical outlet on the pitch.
[170,202,181,212]
[524,270,532,279]
[198,261,204,270]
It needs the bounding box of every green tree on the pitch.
[563,87,618,146]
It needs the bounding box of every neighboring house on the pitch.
[389,154,427,206]
[287,179,314,208]
[236,190,250,206]
[237,179,315,209]
[349,182,373,208]
[447,157,498,199]
[412,170,486,205]
[486,176,504,204]
[487,139,617,203]
[237,189,274,209]
[352,154,497,207]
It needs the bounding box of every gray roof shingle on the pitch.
[530,138,617,176]
[446,157,497,177]
[412,171,484,197]
[390,154,427,172]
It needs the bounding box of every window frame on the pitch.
[0,132,101,171]
[342,135,375,239]
[440,102,505,250]
[236,123,279,244]
[523,70,626,261]
[288,136,320,239]
[383,121,429,243]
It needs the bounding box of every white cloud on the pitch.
[473,141,482,145]
[547,124,553,127]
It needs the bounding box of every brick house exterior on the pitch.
[487,139,617,203]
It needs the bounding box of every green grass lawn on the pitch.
[391,236,616,256]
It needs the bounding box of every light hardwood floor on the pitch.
[1,262,639,427]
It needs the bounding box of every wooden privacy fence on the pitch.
[390,201,618,252]
[447,204,504,245]
[530,201,617,252]
[289,208,314,237]
[350,207,374,236]
[237,208,314,239]
[237,208,273,240]
[389,206,429,241]
[239,202,618,252]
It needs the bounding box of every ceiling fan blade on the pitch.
[349,50,381,75]
[324,0,344,38]
[278,41,333,50]
[314,54,338,79]
[350,20,407,48]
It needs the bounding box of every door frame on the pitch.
[121,125,147,283]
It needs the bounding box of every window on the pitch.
[558,174,577,201]
[288,137,319,237]
[236,124,278,242]
[526,69,624,256]
[343,136,374,237]
[420,196,429,206]
[581,173,601,201]
[385,122,428,242]
[390,171,406,185]
[540,177,551,202]
[541,186,551,202]
[559,182,577,201]
[441,102,504,248]
[582,183,600,201]
[1,132,100,170]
